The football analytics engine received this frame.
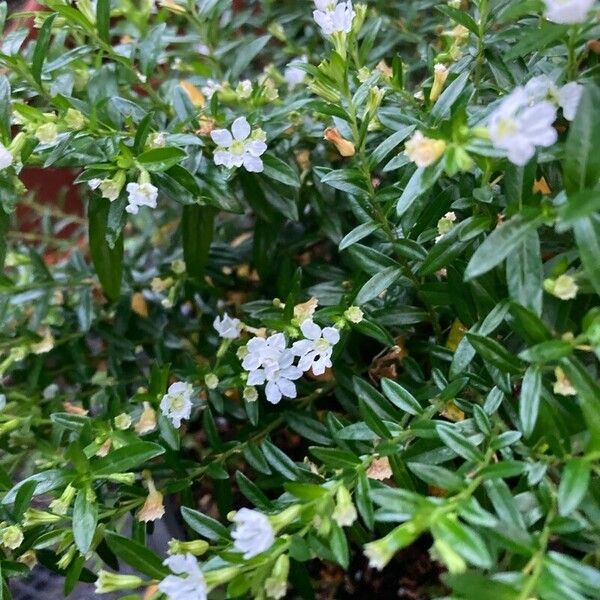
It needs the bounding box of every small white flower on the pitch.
[284,58,306,88]
[160,382,194,428]
[42,383,59,400]
[125,182,158,214]
[159,554,207,600]
[201,79,221,99]
[210,117,267,173]
[242,333,287,372]
[488,87,557,166]
[236,79,253,99]
[213,314,242,339]
[87,178,102,190]
[558,81,583,121]
[292,320,340,376]
[525,76,583,122]
[231,508,275,559]
[0,143,13,169]
[35,123,58,145]
[313,0,355,35]
[543,0,594,23]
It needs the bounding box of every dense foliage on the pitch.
[0,0,599,598]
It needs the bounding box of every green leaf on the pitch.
[558,190,600,226]
[261,154,300,188]
[435,5,478,35]
[518,340,573,363]
[261,440,300,479]
[407,463,464,491]
[2,469,71,505]
[558,459,591,516]
[370,125,415,168]
[506,230,543,316]
[574,215,600,295]
[91,442,165,476]
[354,267,402,305]
[32,13,57,84]
[73,488,97,554]
[356,471,374,530]
[433,515,492,568]
[339,221,379,251]
[396,163,443,216]
[137,147,187,171]
[436,423,485,462]
[229,34,271,80]
[181,506,230,541]
[464,211,544,280]
[182,205,216,279]
[0,75,11,140]
[519,367,541,438]
[309,447,360,469]
[466,333,524,374]
[12,480,37,522]
[329,523,349,568]
[564,85,600,194]
[381,378,422,415]
[431,71,470,120]
[96,0,110,43]
[104,532,169,579]
[88,198,123,301]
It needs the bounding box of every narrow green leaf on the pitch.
[182,205,216,279]
[104,532,169,579]
[96,0,110,43]
[519,367,541,438]
[354,267,402,305]
[181,506,230,541]
[558,459,591,516]
[32,13,58,84]
[73,488,97,554]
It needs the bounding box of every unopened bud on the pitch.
[324,127,355,157]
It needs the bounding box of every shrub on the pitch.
[0,0,599,598]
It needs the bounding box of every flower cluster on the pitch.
[313,0,355,35]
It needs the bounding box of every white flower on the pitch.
[159,554,207,600]
[313,0,355,35]
[292,320,340,376]
[242,333,287,372]
[42,383,59,400]
[236,79,253,99]
[284,58,306,88]
[35,123,58,145]
[558,81,583,121]
[125,182,158,214]
[211,117,267,173]
[488,87,557,166]
[543,0,594,23]
[160,381,194,427]
[0,143,13,169]
[525,76,583,122]
[87,178,102,190]
[201,79,221,99]
[213,314,242,339]
[231,508,275,559]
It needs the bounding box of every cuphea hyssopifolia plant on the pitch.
[0,0,599,599]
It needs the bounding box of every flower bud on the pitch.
[95,571,144,594]
[158,0,186,14]
[404,131,446,167]
[344,306,364,324]
[18,550,37,569]
[553,366,577,396]
[352,4,368,34]
[35,122,58,145]
[437,211,457,236]
[23,509,63,528]
[366,86,386,116]
[114,413,132,430]
[135,402,157,435]
[432,537,466,573]
[236,80,253,99]
[332,485,357,527]
[265,554,290,600]
[269,505,301,532]
[167,538,209,556]
[324,127,355,157]
[204,566,241,587]
[49,484,77,515]
[99,171,126,202]
[137,474,165,523]
[430,63,449,102]
[64,108,86,130]
[243,386,258,402]
[204,373,219,390]
[544,274,578,300]
[1,525,24,549]
[100,472,136,485]
[57,545,76,570]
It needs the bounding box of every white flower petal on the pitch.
[231,117,251,141]
[211,129,233,147]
